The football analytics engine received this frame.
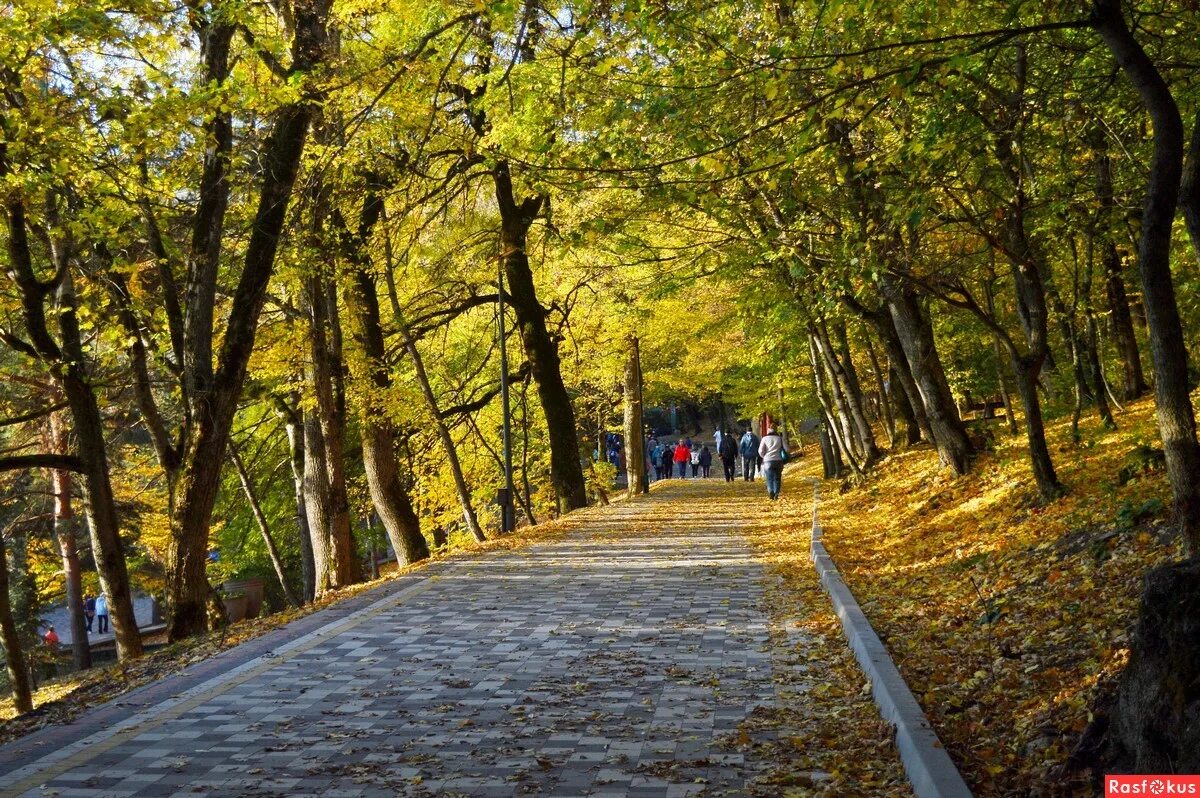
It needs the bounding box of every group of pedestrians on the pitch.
[648,438,714,480]
[646,424,790,499]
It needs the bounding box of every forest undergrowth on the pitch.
[788,397,1180,795]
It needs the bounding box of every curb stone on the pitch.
[806,479,974,798]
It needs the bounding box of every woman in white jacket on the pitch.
[758,426,788,500]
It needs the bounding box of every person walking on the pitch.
[758,425,789,500]
[661,443,674,479]
[699,444,713,478]
[84,594,96,633]
[713,429,723,453]
[645,437,656,484]
[718,430,738,482]
[96,593,109,635]
[739,428,760,481]
[652,441,665,481]
[689,445,701,477]
[673,440,691,479]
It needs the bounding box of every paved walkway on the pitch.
[0,478,812,798]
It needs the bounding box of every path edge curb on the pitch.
[806,480,973,798]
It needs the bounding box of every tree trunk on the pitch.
[813,325,864,460]
[0,189,142,659]
[303,271,359,590]
[277,398,315,602]
[0,536,33,714]
[808,335,864,477]
[863,334,896,446]
[1011,356,1063,499]
[881,279,973,473]
[337,198,434,564]
[623,335,648,498]
[1095,0,1200,553]
[1180,109,1200,265]
[493,163,587,513]
[55,272,142,659]
[45,410,90,670]
[228,444,300,608]
[1095,126,1149,399]
[992,338,1019,435]
[831,321,880,462]
[302,398,335,594]
[890,365,922,445]
[167,0,329,641]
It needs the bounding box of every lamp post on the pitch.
[498,261,516,533]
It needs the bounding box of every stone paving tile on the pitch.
[6,482,799,798]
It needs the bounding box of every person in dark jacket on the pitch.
[698,445,713,478]
[660,444,675,479]
[739,429,760,481]
[718,430,738,482]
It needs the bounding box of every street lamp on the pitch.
[497,261,516,533]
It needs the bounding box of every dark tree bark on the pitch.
[881,278,973,474]
[0,535,33,714]
[168,0,332,639]
[1079,2,1200,773]
[623,335,648,497]
[338,194,443,557]
[1094,0,1200,552]
[1180,109,1200,265]
[494,163,587,513]
[1094,128,1149,399]
[889,365,922,446]
[991,42,1062,499]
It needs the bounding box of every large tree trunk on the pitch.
[1080,1,1200,773]
[814,322,878,463]
[0,536,33,714]
[493,163,587,513]
[302,399,335,594]
[623,335,648,498]
[881,279,973,473]
[1095,0,1200,552]
[305,272,359,589]
[45,411,90,670]
[55,273,142,659]
[168,34,327,639]
[338,195,436,560]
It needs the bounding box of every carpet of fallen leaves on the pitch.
[791,397,1183,796]
[0,513,583,740]
[735,487,913,797]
